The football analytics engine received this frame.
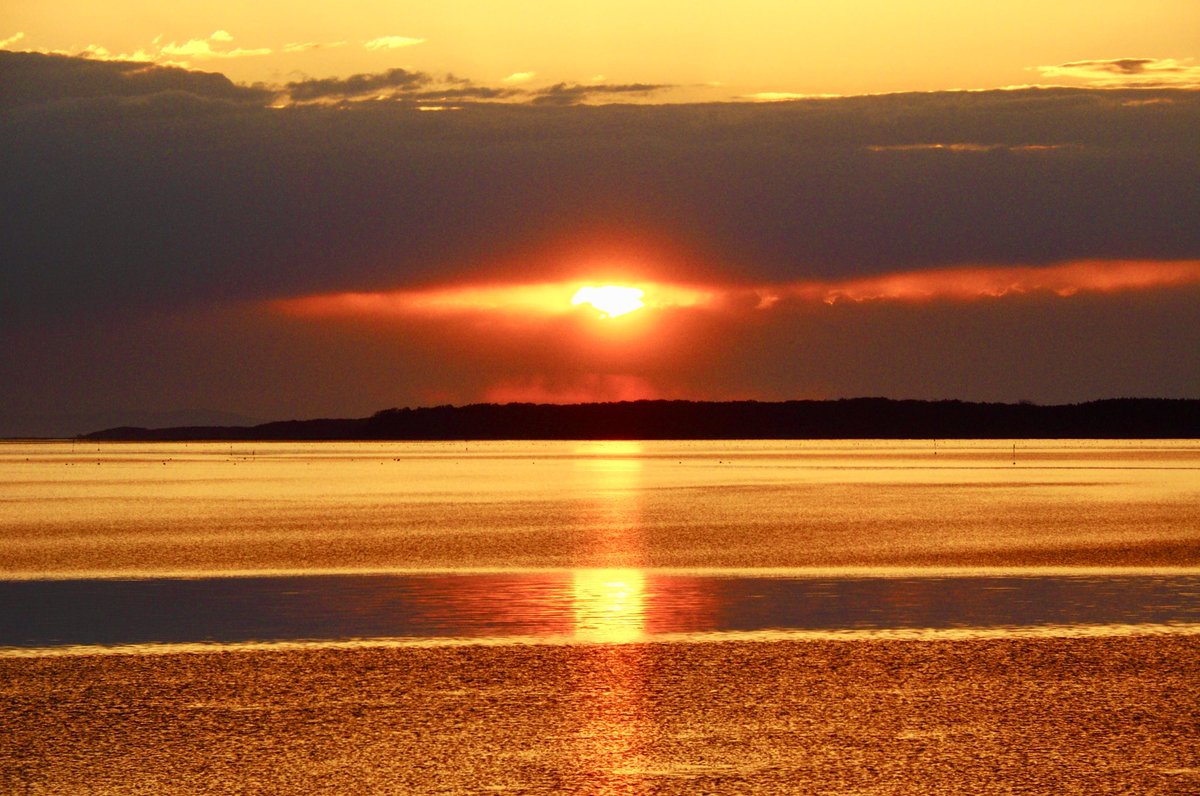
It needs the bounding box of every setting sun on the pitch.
[571,286,645,318]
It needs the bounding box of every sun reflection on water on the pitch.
[572,569,647,643]
[572,441,645,568]
[568,442,651,787]
[571,570,650,789]
[569,441,649,639]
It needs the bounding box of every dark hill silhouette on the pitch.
[82,398,1200,440]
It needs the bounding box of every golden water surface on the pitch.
[2,439,1197,576]
[1,440,1198,793]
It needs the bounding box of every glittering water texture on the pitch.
[1,440,1198,793]
[2,638,1197,794]
[2,439,1198,575]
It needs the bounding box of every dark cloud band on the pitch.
[2,51,1199,327]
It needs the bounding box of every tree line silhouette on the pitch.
[84,398,1200,440]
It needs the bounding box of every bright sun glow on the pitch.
[571,285,646,318]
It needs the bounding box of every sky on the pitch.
[1,2,1199,435]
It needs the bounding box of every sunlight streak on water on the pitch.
[572,440,645,568]
[572,569,647,642]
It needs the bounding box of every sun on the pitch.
[571,285,645,318]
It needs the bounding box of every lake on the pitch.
[1,440,1197,792]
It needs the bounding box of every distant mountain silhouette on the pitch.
[82,398,1200,440]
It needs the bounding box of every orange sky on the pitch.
[4,1,1199,99]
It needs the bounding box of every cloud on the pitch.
[0,32,24,49]
[273,281,712,319]
[270,261,1200,328]
[3,54,1199,333]
[363,36,425,51]
[765,260,1200,304]
[37,30,274,66]
[160,30,271,60]
[744,91,841,102]
[77,44,160,63]
[0,50,272,108]
[1037,57,1200,87]
[285,67,432,101]
[278,68,669,107]
[282,41,348,54]
[530,82,672,106]
[282,68,525,105]
[414,85,522,102]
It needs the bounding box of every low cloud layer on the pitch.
[530,82,673,106]
[280,71,670,107]
[286,67,433,101]
[0,51,270,108]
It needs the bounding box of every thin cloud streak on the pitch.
[282,41,348,54]
[363,36,425,50]
[743,91,843,102]
[767,260,1200,305]
[530,82,672,105]
[1038,57,1200,87]
[272,282,714,319]
[270,261,1200,322]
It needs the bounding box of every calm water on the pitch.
[1,439,1198,652]
[1,572,1198,652]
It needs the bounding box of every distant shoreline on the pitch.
[80,398,1200,441]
